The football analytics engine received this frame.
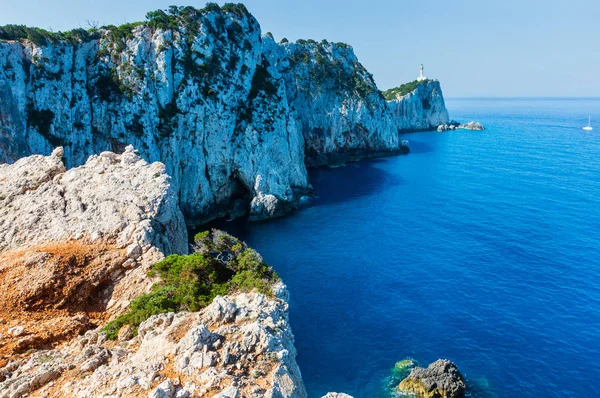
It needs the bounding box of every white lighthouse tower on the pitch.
[417,64,427,81]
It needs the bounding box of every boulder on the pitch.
[398,359,466,398]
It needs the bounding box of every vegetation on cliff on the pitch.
[103,230,279,339]
[288,38,379,99]
[382,79,428,101]
[0,3,250,45]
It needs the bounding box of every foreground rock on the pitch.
[0,157,307,397]
[321,393,353,398]
[0,146,187,358]
[0,283,306,398]
[398,359,466,398]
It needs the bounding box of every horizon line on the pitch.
[446,96,600,100]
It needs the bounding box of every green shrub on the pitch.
[381,80,427,101]
[0,24,99,45]
[102,230,279,340]
[222,3,249,16]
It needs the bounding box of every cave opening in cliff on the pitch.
[225,176,251,220]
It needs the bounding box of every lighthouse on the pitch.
[417,64,427,82]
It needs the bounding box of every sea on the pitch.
[216,98,600,397]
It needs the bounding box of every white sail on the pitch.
[583,115,593,131]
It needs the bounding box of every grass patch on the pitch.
[102,230,279,340]
[381,79,428,101]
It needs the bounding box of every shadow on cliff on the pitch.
[307,157,405,207]
[398,136,435,155]
[198,157,405,239]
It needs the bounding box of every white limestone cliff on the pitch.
[0,4,449,224]
[263,37,410,166]
[387,79,450,132]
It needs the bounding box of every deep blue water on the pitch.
[224,98,600,397]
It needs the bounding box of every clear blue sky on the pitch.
[1,0,598,97]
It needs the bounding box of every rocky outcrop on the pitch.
[263,37,410,166]
[438,121,485,132]
[459,121,484,130]
[387,80,449,132]
[0,147,187,357]
[0,151,308,396]
[398,359,466,398]
[0,283,307,398]
[321,393,353,398]
[0,4,449,223]
[0,145,186,256]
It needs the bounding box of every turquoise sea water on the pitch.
[221,98,600,397]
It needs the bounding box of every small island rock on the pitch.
[459,121,485,130]
[398,359,466,398]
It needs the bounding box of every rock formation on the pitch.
[0,4,449,224]
[0,146,187,358]
[459,121,484,130]
[0,151,308,397]
[398,359,466,398]
[437,121,485,132]
[0,283,306,398]
[263,37,410,166]
[387,80,449,132]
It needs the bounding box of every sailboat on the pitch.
[583,115,593,131]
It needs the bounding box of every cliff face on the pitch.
[263,37,409,166]
[0,4,448,224]
[0,7,308,225]
[387,79,449,132]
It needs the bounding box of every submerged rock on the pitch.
[394,358,418,374]
[398,359,466,398]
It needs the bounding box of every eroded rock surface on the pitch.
[398,359,466,398]
[0,147,187,358]
[0,283,306,398]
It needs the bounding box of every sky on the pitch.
[1,0,598,97]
